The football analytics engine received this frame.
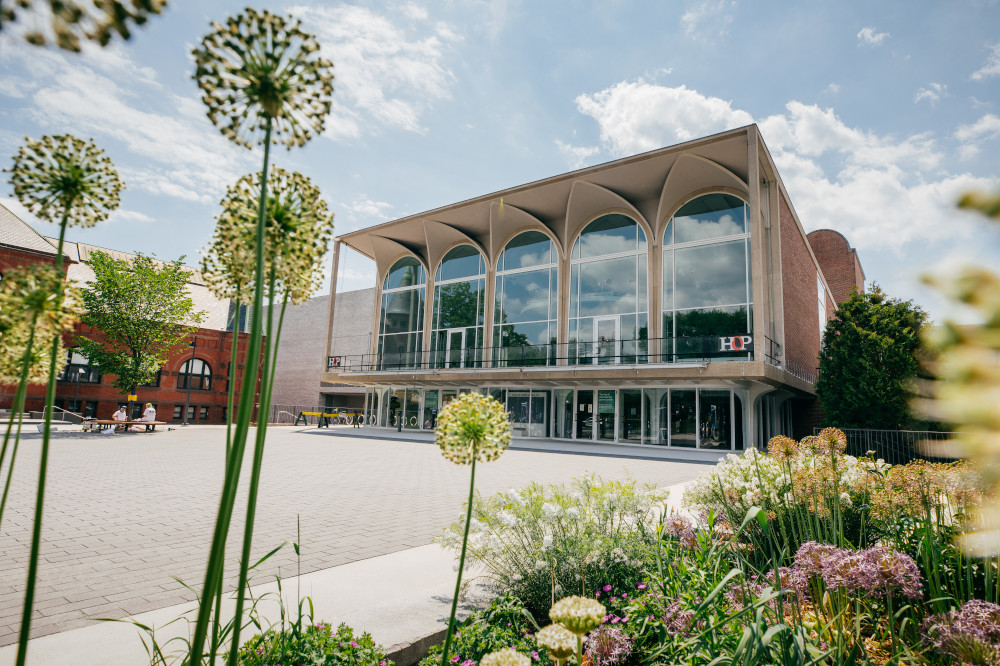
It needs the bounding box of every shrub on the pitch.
[231,621,391,666]
[420,594,551,666]
[437,476,667,620]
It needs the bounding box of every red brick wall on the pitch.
[0,246,58,274]
[806,229,864,304]
[779,195,821,380]
[1,323,260,423]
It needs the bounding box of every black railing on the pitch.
[328,334,783,373]
[814,427,960,466]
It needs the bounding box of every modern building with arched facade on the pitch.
[321,125,863,459]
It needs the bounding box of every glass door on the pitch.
[446,328,466,368]
[597,389,615,441]
[594,316,619,364]
[575,390,594,439]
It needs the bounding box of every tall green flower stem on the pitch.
[16,220,67,666]
[433,393,511,666]
[0,318,36,528]
[188,118,272,665]
[440,454,476,666]
[228,266,280,663]
[6,134,120,666]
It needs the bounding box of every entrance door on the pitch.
[445,328,466,368]
[594,317,619,365]
[576,390,594,439]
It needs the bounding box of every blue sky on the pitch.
[1,0,998,323]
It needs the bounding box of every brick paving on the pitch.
[0,427,711,645]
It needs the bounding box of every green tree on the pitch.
[76,250,204,394]
[816,285,928,429]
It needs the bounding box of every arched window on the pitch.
[662,193,751,361]
[378,257,426,369]
[58,349,101,383]
[493,231,558,366]
[178,358,212,390]
[431,245,485,368]
[570,214,648,364]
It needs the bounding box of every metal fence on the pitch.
[253,403,365,425]
[813,427,960,466]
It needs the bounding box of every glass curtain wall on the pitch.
[431,245,486,368]
[662,194,752,361]
[639,387,744,450]
[378,257,426,369]
[569,214,648,365]
[493,232,558,367]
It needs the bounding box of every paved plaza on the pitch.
[0,427,711,646]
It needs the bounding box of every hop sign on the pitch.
[719,335,753,352]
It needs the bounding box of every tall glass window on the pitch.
[378,257,425,369]
[662,194,752,361]
[570,214,648,364]
[493,231,558,366]
[431,245,485,368]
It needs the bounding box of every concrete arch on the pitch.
[655,154,748,244]
[493,223,563,272]
[564,180,651,255]
[660,188,749,245]
[379,252,429,290]
[488,201,563,265]
[567,209,652,259]
[423,220,488,276]
[432,241,488,281]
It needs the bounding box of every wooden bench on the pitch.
[89,420,167,432]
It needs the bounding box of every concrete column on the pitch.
[557,245,571,365]
[323,239,342,367]
[422,271,435,363]
[483,261,496,365]
[649,237,661,360]
[748,129,766,361]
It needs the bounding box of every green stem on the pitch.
[228,267,278,664]
[188,117,272,665]
[440,455,476,666]
[225,286,241,460]
[0,318,37,529]
[15,217,68,666]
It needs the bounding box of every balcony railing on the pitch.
[328,334,786,373]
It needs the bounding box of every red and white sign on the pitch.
[719,336,753,351]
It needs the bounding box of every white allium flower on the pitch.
[542,535,553,550]
[542,502,562,521]
[554,584,563,596]
[840,492,853,508]
[567,507,580,519]
[549,596,606,636]
[489,535,502,550]
[499,510,519,527]
[511,573,523,581]
[534,559,548,571]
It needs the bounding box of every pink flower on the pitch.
[595,590,601,598]
[532,651,540,661]
[622,593,627,598]
[637,583,647,590]
[450,657,460,663]
[611,617,620,623]
[350,641,360,649]
[603,584,612,592]
[462,660,475,666]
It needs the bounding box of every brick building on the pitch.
[0,204,258,424]
[322,125,866,454]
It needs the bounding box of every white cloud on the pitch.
[349,199,393,218]
[571,80,999,254]
[289,5,460,141]
[823,83,840,95]
[0,43,252,204]
[574,80,753,156]
[955,113,1000,158]
[857,26,890,46]
[971,41,1000,80]
[400,3,428,21]
[108,209,156,225]
[914,82,947,104]
[554,139,600,169]
[681,0,735,38]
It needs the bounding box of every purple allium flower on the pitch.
[659,599,697,637]
[922,600,1000,665]
[584,624,633,666]
[662,514,697,548]
[792,541,923,600]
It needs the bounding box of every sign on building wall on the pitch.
[718,336,753,352]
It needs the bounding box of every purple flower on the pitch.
[531,651,539,661]
[922,600,1000,664]
[621,593,627,598]
[450,656,460,663]
[350,641,360,649]
[462,660,475,666]
[584,625,633,666]
[637,583,647,590]
[595,590,601,598]
[603,584,612,592]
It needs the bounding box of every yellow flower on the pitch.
[7,134,122,227]
[192,8,334,150]
[480,651,531,666]
[817,427,848,455]
[767,435,798,462]
[435,393,511,465]
[535,623,577,660]
[548,595,605,636]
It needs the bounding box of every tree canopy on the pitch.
[77,250,204,394]
[816,285,928,429]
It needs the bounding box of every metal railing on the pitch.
[814,427,960,466]
[254,403,365,425]
[328,334,779,373]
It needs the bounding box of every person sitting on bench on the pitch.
[110,405,127,433]
[131,403,156,431]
